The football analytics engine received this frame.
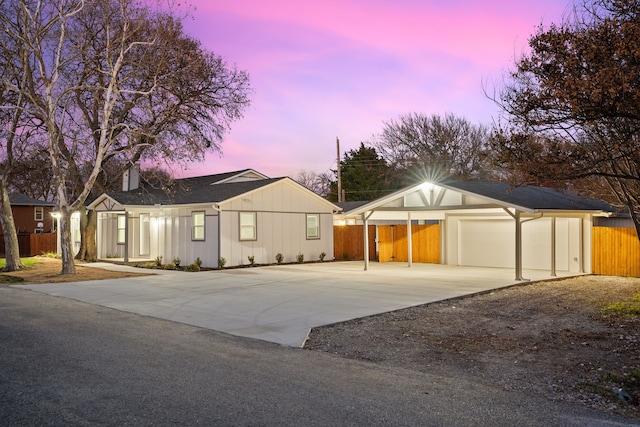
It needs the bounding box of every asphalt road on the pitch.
[1,287,637,426]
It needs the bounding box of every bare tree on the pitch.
[294,169,332,198]
[0,0,251,274]
[369,113,492,181]
[491,0,640,238]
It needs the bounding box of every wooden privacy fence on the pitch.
[377,224,440,263]
[592,226,640,277]
[0,233,57,257]
[333,225,376,260]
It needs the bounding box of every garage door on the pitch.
[458,219,514,268]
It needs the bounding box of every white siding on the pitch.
[96,208,220,268]
[219,180,334,266]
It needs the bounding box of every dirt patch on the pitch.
[305,275,640,419]
[0,256,151,285]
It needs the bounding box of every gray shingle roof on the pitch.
[336,201,370,212]
[445,181,614,212]
[9,194,55,206]
[104,171,285,206]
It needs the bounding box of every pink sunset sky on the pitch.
[176,0,570,179]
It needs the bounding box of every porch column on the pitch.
[363,213,369,271]
[407,212,412,268]
[123,210,129,263]
[551,217,556,276]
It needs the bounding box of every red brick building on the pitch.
[4,194,56,235]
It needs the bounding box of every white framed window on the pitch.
[117,214,126,244]
[306,214,320,239]
[34,206,44,221]
[239,212,257,241]
[192,211,205,241]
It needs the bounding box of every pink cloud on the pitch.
[176,0,569,179]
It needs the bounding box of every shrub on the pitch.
[163,263,176,270]
[296,252,304,263]
[41,252,60,258]
[138,262,157,269]
[319,251,326,261]
[173,257,181,267]
[218,257,226,269]
[155,255,163,267]
[195,257,203,268]
[184,263,200,272]
[275,253,284,264]
[248,255,255,266]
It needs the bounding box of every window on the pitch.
[71,214,81,243]
[306,214,320,239]
[117,214,126,244]
[239,212,256,241]
[192,211,205,241]
[34,207,44,221]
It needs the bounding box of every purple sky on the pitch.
[177,0,570,179]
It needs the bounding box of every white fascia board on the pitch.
[342,182,427,216]
[366,210,446,221]
[529,209,610,218]
[213,169,269,184]
[87,194,122,211]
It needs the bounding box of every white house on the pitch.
[88,169,340,268]
[334,180,614,279]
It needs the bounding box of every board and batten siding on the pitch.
[218,180,334,266]
[97,208,220,268]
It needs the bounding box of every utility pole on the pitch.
[336,137,342,202]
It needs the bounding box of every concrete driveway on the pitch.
[17,261,578,347]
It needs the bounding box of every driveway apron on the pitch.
[16,261,578,347]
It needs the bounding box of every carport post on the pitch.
[551,217,557,276]
[407,212,412,268]
[363,212,369,271]
[123,210,129,263]
[515,210,522,281]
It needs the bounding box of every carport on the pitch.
[335,180,613,280]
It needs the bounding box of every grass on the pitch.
[0,257,41,270]
[0,257,41,283]
[602,293,640,317]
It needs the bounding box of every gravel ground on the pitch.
[305,275,640,421]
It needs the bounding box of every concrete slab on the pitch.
[15,261,580,347]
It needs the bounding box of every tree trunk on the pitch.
[0,183,24,271]
[58,210,77,275]
[85,209,97,261]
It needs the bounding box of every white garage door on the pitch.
[459,219,514,268]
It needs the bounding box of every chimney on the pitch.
[122,164,140,191]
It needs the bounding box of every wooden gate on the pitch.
[378,224,440,263]
[333,225,376,260]
[592,226,640,277]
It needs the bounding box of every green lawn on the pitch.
[0,257,40,269]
